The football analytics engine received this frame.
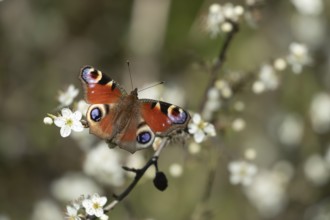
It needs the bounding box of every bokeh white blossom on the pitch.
[205,3,244,37]
[309,92,330,133]
[83,142,125,187]
[286,42,312,74]
[304,154,329,186]
[58,84,79,107]
[244,169,289,218]
[51,172,103,202]
[228,160,257,186]
[291,0,323,16]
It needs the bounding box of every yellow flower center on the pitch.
[93,202,100,210]
[65,118,73,127]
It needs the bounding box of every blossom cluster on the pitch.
[66,194,108,220]
[206,3,244,37]
[252,42,312,94]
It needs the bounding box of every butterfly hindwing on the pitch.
[140,99,190,136]
[80,66,127,104]
[111,116,156,153]
[86,103,117,140]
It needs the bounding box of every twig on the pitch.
[103,138,169,212]
[198,21,239,113]
[192,22,239,220]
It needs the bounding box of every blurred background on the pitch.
[1,0,330,219]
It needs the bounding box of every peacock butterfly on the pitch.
[79,66,191,153]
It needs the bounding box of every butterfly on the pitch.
[79,66,191,153]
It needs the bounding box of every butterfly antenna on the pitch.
[138,81,165,93]
[126,60,134,90]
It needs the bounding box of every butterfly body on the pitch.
[80,66,190,153]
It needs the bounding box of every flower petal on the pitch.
[54,117,65,127]
[98,197,107,206]
[66,205,78,216]
[61,108,72,118]
[192,114,202,124]
[204,123,216,136]
[94,208,104,217]
[60,126,72,137]
[188,123,198,134]
[194,130,205,143]
[72,111,82,121]
[82,199,92,209]
[72,121,84,132]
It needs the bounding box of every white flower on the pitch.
[228,160,257,186]
[325,145,330,168]
[232,118,246,131]
[244,148,257,160]
[252,81,265,94]
[215,80,232,98]
[82,194,107,218]
[76,100,89,116]
[188,142,201,154]
[43,116,53,125]
[273,58,287,71]
[304,154,329,186]
[258,64,279,90]
[310,93,330,133]
[100,214,109,220]
[286,42,312,74]
[83,142,125,187]
[291,0,323,15]
[66,204,81,220]
[278,114,304,147]
[31,199,64,220]
[54,108,84,137]
[188,114,216,143]
[169,163,183,177]
[205,3,244,37]
[58,84,79,106]
[252,64,279,94]
[244,170,288,218]
[51,173,103,202]
[203,87,221,120]
[206,4,224,38]
[222,3,242,21]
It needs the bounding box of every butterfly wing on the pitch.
[80,66,128,142]
[79,66,127,104]
[110,114,156,153]
[86,103,117,140]
[140,99,191,136]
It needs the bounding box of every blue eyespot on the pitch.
[90,107,102,122]
[137,131,151,144]
[169,108,187,124]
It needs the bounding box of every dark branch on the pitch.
[198,21,239,112]
[103,138,169,212]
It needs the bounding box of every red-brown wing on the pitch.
[79,66,127,104]
[140,100,190,136]
[110,115,156,153]
[86,104,116,140]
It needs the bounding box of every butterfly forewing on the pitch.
[140,100,190,136]
[80,66,127,104]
